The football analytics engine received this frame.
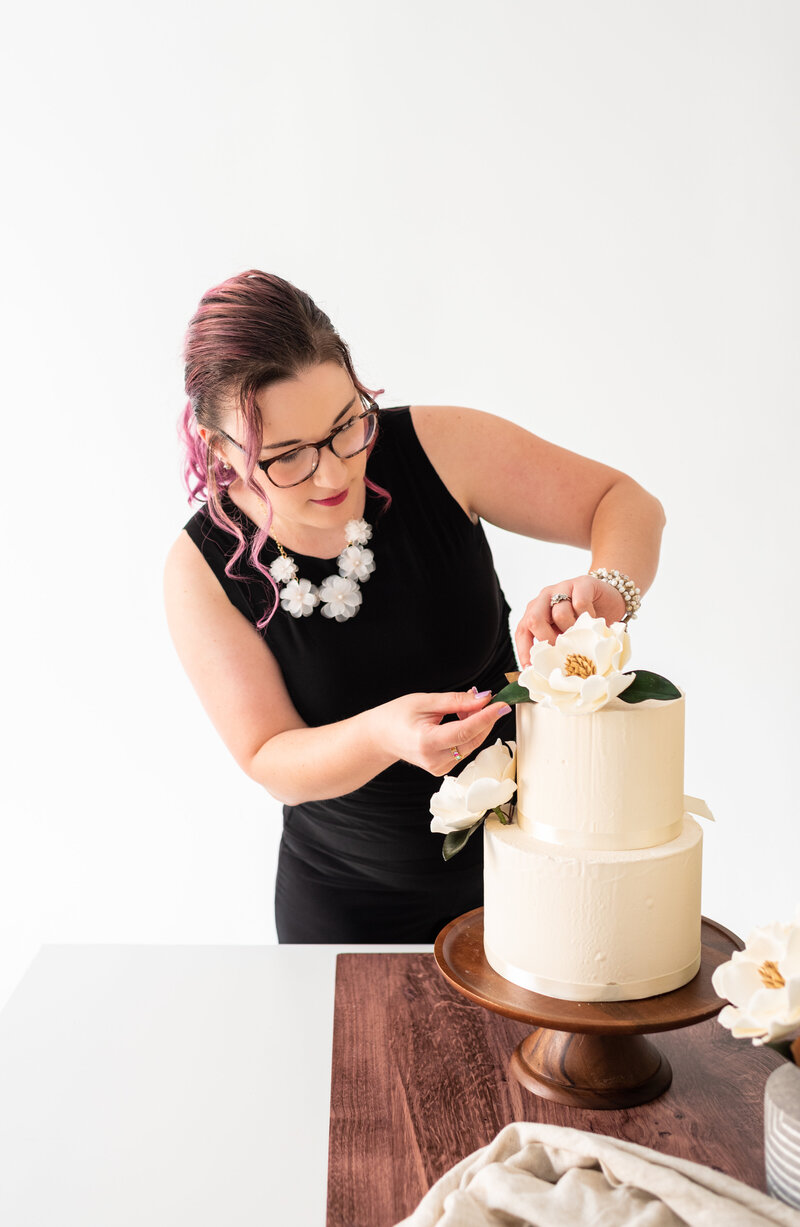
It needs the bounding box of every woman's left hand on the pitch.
[514,574,627,664]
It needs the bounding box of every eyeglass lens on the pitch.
[265,410,378,487]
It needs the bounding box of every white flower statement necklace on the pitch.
[268,518,375,622]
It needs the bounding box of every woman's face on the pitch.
[217,361,370,543]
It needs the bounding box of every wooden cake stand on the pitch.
[434,909,743,1109]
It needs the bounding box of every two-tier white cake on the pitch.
[482,630,704,1003]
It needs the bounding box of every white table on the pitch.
[0,943,430,1226]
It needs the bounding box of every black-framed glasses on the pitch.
[217,396,380,488]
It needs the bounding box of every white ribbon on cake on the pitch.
[482,942,703,1001]
[521,794,715,851]
[684,795,715,822]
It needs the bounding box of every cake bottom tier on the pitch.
[483,814,703,1003]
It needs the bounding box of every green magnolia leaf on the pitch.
[442,820,484,861]
[618,670,681,704]
[489,681,532,707]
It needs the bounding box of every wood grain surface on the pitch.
[327,952,785,1227]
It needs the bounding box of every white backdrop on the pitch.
[1,0,798,1013]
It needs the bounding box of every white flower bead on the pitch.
[344,518,372,546]
[319,574,362,622]
[338,545,376,583]
[269,554,298,584]
[279,578,319,618]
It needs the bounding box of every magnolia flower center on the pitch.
[758,960,786,990]
[563,653,597,680]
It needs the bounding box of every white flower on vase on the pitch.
[269,554,298,584]
[712,911,800,1045]
[279,578,320,618]
[429,739,517,834]
[338,545,376,583]
[518,610,635,715]
[319,574,362,621]
[345,518,372,546]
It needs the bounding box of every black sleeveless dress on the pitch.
[184,406,518,941]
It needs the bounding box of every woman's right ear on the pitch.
[201,428,232,471]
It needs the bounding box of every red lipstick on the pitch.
[310,490,348,507]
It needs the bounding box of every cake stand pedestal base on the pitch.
[510,1028,671,1108]
[434,909,742,1110]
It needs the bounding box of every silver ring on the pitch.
[449,747,462,761]
[550,593,571,608]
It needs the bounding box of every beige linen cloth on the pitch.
[394,1122,800,1227]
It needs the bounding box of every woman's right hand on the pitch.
[375,690,512,777]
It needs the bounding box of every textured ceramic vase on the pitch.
[765,1062,800,1209]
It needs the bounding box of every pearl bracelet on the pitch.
[589,568,642,622]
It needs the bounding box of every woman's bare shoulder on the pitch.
[163,527,236,605]
[408,403,536,522]
[165,525,207,563]
[408,402,633,543]
[407,404,481,521]
[164,527,209,580]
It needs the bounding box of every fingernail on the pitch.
[469,686,479,695]
[474,690,491,699]
[496,703,512,716]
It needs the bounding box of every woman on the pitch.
[164,269,665,943]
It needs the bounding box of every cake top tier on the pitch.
[515,694,686,850]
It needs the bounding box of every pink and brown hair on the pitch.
[178,269,387,628]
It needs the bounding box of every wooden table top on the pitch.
[327,951,785,1227]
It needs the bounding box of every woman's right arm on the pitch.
[163,533,509,806]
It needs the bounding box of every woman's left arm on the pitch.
[409,405,667,663]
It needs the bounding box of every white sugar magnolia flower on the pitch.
[279,578,319,618]
[518,611,635,715]
[338,545,376,583]
[430,739,517,834]
[319,574,362,621]
[344,518,372,546]
[269,554,298,584]
[712,912,800,1045]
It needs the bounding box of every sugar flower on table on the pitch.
[518,611,635,714]
[430,739,517,836]
[712,911,800,1047]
